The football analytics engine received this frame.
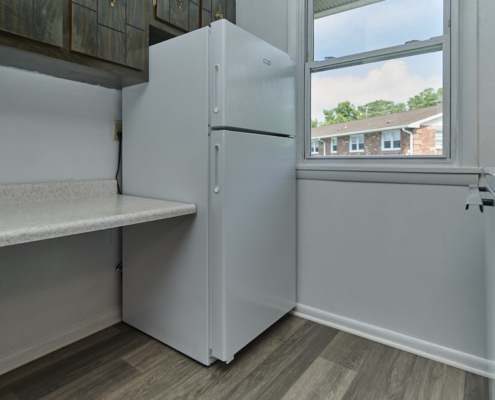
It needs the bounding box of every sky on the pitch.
[311,0,444,123]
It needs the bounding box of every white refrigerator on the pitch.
[122,20,296,365]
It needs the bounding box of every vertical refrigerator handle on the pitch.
[213,64,220,114]
[214,144,220,193]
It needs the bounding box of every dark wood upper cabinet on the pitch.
[0,0,34,38]
[34,0,63,47]
[98,0,126,33]
[73,0,97,10]
[98,24,125,64]
[169,0,188,31]
[71,3,98,57]
[127,0,146,30]
[0,0,236,88]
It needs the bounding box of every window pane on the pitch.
[384,141,391,149]
[313,0,444,61]
[310,52,443,157]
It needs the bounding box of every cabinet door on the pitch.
[126,25,145,70]
[73,0,97,10]
[127,0,145,30]
[156,0,170,24]
[201,8,211,27]
[71,3,98,57]
[99,0,126,33]
[169,0,189,31]
[0,0,33,38]
[98,24,125,64]
[34,0,63,47]
[188,1,199,31]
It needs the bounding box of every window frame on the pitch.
[304,0,452,163]
[382,130,402,151]
[331,137,337,153]
[311,139,319,154]
[349,134,365,153]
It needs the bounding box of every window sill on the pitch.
[296,163,482,186]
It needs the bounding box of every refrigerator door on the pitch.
[210,130,296,362]
[210,20,296,137]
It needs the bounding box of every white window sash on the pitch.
[305,0,451,161]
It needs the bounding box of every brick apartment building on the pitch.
[311,105,443,157]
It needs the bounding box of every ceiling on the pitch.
[314,0,385,19]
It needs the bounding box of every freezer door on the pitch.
[210,130,296,362]
[210,20,296,136]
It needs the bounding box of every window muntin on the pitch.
[350,135,364,152]
[331,137,337,153]
[313,0,444,61]
[311,140,319,154]
[307,0,450,160]
[382,130,401,150]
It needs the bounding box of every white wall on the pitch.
[236,0,290,53]
[296,181,487,371]
[0,67,122,374]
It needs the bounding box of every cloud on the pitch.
[311,59,443,122]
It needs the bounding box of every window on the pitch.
[436,129,443,149]
[311,140,319,154]
[331,137,337,153]
[307,0,450,160]
[382,130,401,151]
[350,135,364,152]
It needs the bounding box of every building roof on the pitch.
[311,105,443,139]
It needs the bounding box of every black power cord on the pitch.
[116,131,123,194]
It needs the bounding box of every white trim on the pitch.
[408,113,444,128]
[292,304,495,379]
[0,309,121,376]
[349,134,364,153]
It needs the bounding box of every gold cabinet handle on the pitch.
[109,0,116,7]
[215,4,223,20]
[175,0,183,9]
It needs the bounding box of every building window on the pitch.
[350,135,364,152]
[382,130,401,151]
[331,137,337,153]
[436,129,443,149]
[311,140,319,154]
[307,0,449,160]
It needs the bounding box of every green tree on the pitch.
[408,88,443,110]
[357,100,407,118]
[322,101,360,125]
[311,118,320,128]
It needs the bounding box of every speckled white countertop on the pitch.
[0,180,196,247]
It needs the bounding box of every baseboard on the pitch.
[292,304,495,379]
[0,309,122,376]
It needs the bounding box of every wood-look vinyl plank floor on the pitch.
[0,316,489,400]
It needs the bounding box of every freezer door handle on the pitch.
[214,144,220,193]
[213,64,220,114]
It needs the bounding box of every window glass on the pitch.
[310,52,443,157]
[313,0,444,61]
